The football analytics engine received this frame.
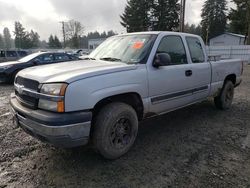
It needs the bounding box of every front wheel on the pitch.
[214,80,234,110]
[93,102,138,159]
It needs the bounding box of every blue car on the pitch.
[0,52,80,83]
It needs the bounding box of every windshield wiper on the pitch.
[100,57,122,62]
[82,57,96,60]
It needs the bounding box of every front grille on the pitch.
[15,91,38,108]
[15,76,39,91]
[15,76,40,108]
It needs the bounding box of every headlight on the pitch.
[38,83,68,112]
[38,99,59,112]
[40,83,67,96]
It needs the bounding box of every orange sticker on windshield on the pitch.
[132,42,144,49]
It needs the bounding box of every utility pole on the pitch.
[59,21,66,48]
[206,25,209,45]
[180,0,186,32]
[247,1,250,45]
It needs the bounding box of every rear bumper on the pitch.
[10,95,92,148]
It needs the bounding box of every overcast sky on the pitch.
[0,0,234,40]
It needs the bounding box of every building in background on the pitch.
[209,33,246,46]
[88,38,106,50]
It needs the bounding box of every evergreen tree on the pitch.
[229,0,250,44]
[29,30,40,48]
[54,35,62,48]
[107,30,116,37]
[201,0,227,43]
[69,34,80,48]
[185,24,202,36]
[14,21,28,49]
[152,0,180,31]
[48,35,62,48]
[100,31,107,38]
[0,34,4,49]
[120,0,152,32]
[3,27,12,49]
[87,31,101,39]
[48,35,55,48]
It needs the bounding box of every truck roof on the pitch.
[118,31,200,38]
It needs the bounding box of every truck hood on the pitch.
[17,60,137,83]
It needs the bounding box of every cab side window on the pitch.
[186,37,205,63]
[54,53,70,61]
[37,54,54,63]
[157,35,187,65]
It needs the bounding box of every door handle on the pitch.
[185,70,192,77]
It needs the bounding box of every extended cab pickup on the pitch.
[10,32,243,159]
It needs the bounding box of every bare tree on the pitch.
[65,20,84,40]
[64,20,84,48]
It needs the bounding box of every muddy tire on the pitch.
[214,80,234,110]
[93,102,138,159]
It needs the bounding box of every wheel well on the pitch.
[92,93,144,121]
[225,74,236,85]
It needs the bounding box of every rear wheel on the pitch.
[93,102,138,159]
[214,80,234,110]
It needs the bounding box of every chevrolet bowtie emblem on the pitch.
[16,84,25,95]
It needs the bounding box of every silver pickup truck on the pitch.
[10,32,243,159]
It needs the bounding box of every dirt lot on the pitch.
[0,66,250,188]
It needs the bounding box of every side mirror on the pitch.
[153,53,172,68]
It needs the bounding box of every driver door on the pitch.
[147,35,196,114]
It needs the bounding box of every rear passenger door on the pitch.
[185,37,211,101]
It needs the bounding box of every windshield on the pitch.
[18,52,42,63]
[89,34,157,64]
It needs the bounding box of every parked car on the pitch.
[69,49,90,58]
[10,32,243,159]
[0,51,80,83]
[0,50,28,63]
[79,53,89,60]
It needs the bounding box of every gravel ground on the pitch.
[0,66,250,188]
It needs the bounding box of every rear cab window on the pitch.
[186,37,205,63]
